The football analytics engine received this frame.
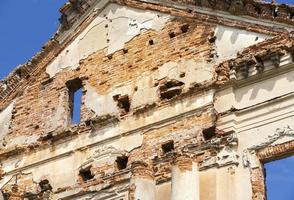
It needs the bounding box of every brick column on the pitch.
[130,161,155,200]
[171,155,200,200]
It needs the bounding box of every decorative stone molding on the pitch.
[183,133,239,170]
[56,0,294,37]
[242,125,294,168]
[232,51,284,80]
[216,34,294,85]
[247,129,294,200]
[59,0,96,30]
[216,145,239,166]
[80,146,127,169]
[131,161,153,180]
[56,183,130,200]
[173,154,193,171]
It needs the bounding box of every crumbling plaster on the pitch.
[215,54,294,113]
[46,92,68,132]
[45,12,274,122]
[0,102,14,146]
[0,92,213,195]
[214,25,270,63]
[46,2,278,130]
[0,92,68,149]
[46,3,171,78]
[84,59,213,115]
[0,134,141,191]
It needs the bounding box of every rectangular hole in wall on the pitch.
[66,78,82,124]
[39,179,52,192]
[202,126,216,141]
[161,140,174,154]
[264,155,294,200]
[72,88,82,123]
[79,167,94,182]
[116,155,128,170]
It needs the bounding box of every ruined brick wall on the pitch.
[6,17,215,141]
[0,0,294,200]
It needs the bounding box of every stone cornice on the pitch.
[215,33,294,86]
[58,0,294,33]
[0,103,213,176]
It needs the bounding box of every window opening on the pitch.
[264,155,294,200]
[66,78,82,124]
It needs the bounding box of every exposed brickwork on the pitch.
[251,167,266,200]
[59,0,294,33]
[0,0,289,113]
[0,0,293,199]
[5,18,213,140]
[257,140,294,162]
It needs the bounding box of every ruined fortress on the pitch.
[0,0,294,199]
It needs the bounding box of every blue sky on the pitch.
[0,0,67,79]
[265,156,294,200]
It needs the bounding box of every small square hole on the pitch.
[113,94,131,114]
[162,141,174,153]
[169,32,176,38]
[39,179,52,192]
[116,156,128,170]
[180,24,189,33]
[79,167,94,182]
[123,48,128,54]
[149,39,154,45]
[202,126,216,141]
